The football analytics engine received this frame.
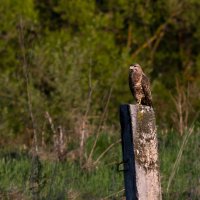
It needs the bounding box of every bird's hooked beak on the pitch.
[129,66,134,70]
[129,65,137,73]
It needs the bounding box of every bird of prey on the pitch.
[129,63,152,107]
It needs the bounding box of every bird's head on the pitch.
[129,63,143,74]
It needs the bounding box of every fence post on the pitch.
[120,104,162,200]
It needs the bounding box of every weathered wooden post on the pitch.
[120,104,162,200]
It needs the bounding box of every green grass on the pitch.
[0,128,199,199]
[159,127,200,199]
[0,134,124,200]
[0,156,124,199]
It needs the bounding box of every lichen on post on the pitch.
[129,104,162,200]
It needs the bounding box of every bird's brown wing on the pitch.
[141,73,153,106]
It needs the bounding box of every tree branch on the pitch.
[131,12,179,59]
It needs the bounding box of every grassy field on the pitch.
[0,128,199,200]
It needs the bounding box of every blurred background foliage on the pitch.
[1,0,200,142]
[0,0,200,199]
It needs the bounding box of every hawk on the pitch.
[129,63,152,107]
